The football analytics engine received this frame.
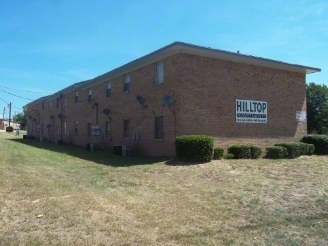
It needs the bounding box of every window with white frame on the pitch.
[88,89,92,102]
[123,74,130,92]
[106,82,111,97]
[64,122,67,135]
[75,91,78,102]
[155,61,164,84]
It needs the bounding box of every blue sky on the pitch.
[0,0,327,119]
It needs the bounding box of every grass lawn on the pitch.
[0,131,327,246]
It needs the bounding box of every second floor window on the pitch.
[155,61,164,85]
[88,89,92,102]
[123,74,130,92]
[75,91,78,102]
[106,82,111,97]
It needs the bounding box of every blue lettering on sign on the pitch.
[236,99,267,123]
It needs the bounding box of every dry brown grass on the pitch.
[0,131,327,245]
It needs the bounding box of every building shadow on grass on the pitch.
[165,158,210,166]
[8,138,170,167]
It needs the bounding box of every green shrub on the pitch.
[300,134,328,155]
[228,145,251,159]
[298,142,309,156]
[224,153,234,159]
[227,145,261,159]
[175,135,214,162]
[307,144,315,155]
[265,146,288,159]
[275,142,302,158]
[213,147,224,160]
[298,142,315,155]
[250,145,262,159]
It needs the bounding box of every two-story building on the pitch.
[24,41,320,156]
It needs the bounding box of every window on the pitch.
[56,98,59,108]
[64,98,67,106]
[75,91,78,102]
[74,121,78,135]
[155,61,164,84]
[64,122,67,135]
[154,116,164,139]
[42,101,45,110]
[41,123,44,136]
[88,89,92,102]
[123,74,130,92]
[123,120,130,138]
[87,123,91,137]
[106,82,111,97]
[105,121,111,138]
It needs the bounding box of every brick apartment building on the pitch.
[24,42,320,156]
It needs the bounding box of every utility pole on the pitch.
[8,102,12,127]
[2,107,5,130]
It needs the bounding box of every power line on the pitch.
[0,85,51,94]
[0,98,23,111]
[0,97,9,104]
[0,90,33,100]
[11,104,23,110]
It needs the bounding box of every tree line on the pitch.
[306,82,328,134]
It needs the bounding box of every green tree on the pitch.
[13,110,27,125]
[306,82,328,134]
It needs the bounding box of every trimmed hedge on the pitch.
[274,142,314,158]
[227,145,262,159]
[224,153,234,159]
[298,142,315,155]
[307,144,315,155]
[300,134,328,155]
[274,142,302,158]
[266,146,288,159]
[213,147,224,160]
[175,135,214,162]
[250,146,262,159]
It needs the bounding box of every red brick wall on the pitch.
[175,53,307,150]
[27,56,180,156]
[27,53,307,156]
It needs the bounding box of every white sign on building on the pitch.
[236,99,267,123]
[296,111,306,122]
